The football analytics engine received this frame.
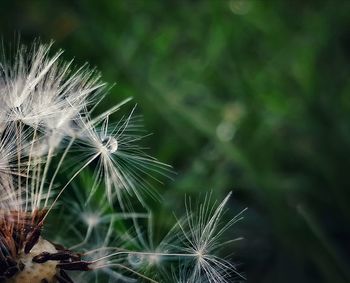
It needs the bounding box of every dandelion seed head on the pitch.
[0,41,243,283]
[8,238,58,283]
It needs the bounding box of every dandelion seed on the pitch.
[73,108,173,209]
[161,192,247,283]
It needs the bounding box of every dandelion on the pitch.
[0,41,245,282]
[59,195,245,283]
[166,192,247,282]
[74,108,173,209]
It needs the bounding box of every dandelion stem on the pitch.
[44,138,75,207]
[43,152,100,221]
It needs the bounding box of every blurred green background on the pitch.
[1,0,350,282]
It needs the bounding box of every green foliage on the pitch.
[1,1,350,282]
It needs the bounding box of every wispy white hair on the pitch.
[0,41,170,216]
